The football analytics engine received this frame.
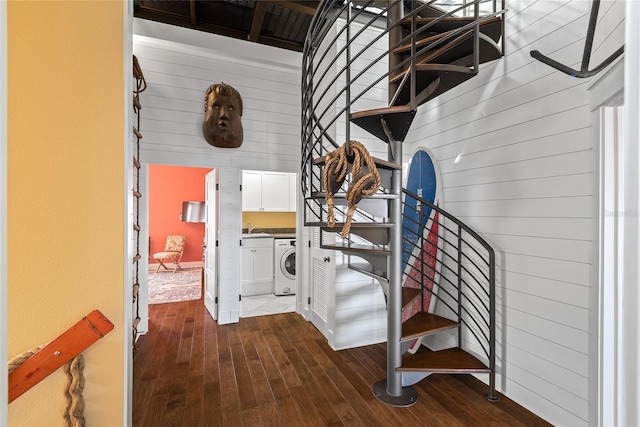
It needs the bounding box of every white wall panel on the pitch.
[133,20,302,173]
[501,269,589,305]
[405,1,625,425]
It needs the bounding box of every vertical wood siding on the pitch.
[405,1,625,425]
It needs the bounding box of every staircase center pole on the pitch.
[387,138,404,394]
[372,0,417,407]
[387,0,404,398]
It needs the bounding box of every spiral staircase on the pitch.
[302,0,505,406]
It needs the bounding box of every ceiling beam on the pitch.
[134,7,249,40]
[189,0,197,25]
[249,1,268,42]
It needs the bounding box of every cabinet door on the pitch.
[289,173,297,212]
[241,246,253,288]
[242,170,262,211]
[253,246,274,283]
[261,172,290,211]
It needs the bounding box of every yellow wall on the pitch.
[7,1,125,425]
[242,211,296,229]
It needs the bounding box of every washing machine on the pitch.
[274,238,296,295]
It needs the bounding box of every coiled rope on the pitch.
[8,347,86,427]
[323,140,381,237]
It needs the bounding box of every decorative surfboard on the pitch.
[401,147,444,324]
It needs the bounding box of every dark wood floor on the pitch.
[133,299,552,426]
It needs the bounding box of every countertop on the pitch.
[241,228,296,240]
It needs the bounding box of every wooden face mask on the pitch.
[202,83,244,148]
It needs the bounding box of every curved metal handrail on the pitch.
[402,188,496,364]
[301,0,500,400]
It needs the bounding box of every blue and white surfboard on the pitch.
[401,147,444,321]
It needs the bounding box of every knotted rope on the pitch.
[63,355,86,427]
[8,347,86,427]
[7,345,47,374]
[323,140,381,237]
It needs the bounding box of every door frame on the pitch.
[587,54,624,426]
[588,4,640,420]
[1,1,8,423]
[204,169,219,320]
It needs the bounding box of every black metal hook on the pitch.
[530,0,624,78]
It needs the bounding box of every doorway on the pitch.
[144,164,296,320]
[146,164,212,306]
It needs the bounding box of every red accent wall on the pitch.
[149,164,213,264]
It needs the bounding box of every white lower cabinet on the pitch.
[241,237,274,296]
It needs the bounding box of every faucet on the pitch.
[248,223,258,233]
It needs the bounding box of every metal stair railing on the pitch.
[402,188,496,380]
[305,0,497,147]
[302,0,500,402]
[302,0,505,206]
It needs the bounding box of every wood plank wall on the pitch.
[133,20,302,173]
[405,1,625,425]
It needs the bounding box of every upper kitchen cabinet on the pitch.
[242,170,263,211]
[242,170,295,212]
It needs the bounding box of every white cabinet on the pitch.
[241,170,262,211]
[242,170,297,212]
[241,237,274,296]
[262,172,290,211]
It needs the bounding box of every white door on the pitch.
[216,168,242,324]
[310,246,335,344]
[204,170,218,320]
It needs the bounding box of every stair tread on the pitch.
[392,29,456,54]
[394,17,501,54]
[350,107,416,143]
[310,191,397,200]
[307,221,393,228]
[390,30,476,84]
[322,242,390,256]
[399,348,490,373]
[391,64,476,108]
[402,312,458,341]
[350,104,413,119]
[401,15,498,27]
[313,154,401,170]
[406,15,500,23]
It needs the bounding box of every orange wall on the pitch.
[7,1,125,425]
[149,164,213,263]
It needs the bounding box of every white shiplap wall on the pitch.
[131,2,627,423]
[133,19,302,173]
[131,19,303,330]
[405,1,625,425]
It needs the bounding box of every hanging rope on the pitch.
[63,355,86,427]
[323,140,381,238]
[322,144,349,227]
[132,54,146,352]
[8,348,86,426]
[7,345,47,374]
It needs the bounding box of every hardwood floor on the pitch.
[133,299,552,426]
